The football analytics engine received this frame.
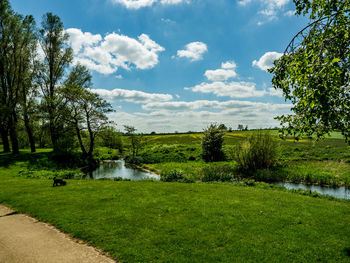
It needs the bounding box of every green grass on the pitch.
[0,174,350,262]
[1,133,350,262]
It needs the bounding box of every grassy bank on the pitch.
[132,131,350,187]
[0,173,350,262]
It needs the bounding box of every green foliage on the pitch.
[98,126,123,151]
[235,131,279,172]
[160,170,185,182]
[270,0,350,141]
[201,165,236,182]
[202,124,225,162]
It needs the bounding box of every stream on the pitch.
[91,160,160,181]
[91,160,350,200]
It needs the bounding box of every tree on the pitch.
[218,123,227,130]
[99,126,123,151]
[0,0,37,153]
[237,124,244,131]
[62,65,113,169]
[202,123,225,162]
[124,125,145,159]
[270,0,350,141]
[38,13,73,150]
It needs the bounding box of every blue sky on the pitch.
[12,0,309,132]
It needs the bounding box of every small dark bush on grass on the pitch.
[161,170,185,182]
[235,131,278,172]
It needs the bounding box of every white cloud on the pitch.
[252,51,283,71]
[66,28,165,75]
[115,75,123,79]
[107,100,291,132]
[221,61,237,69]
[65,28,102,54]
[204,69,237,81]
[238,0,252,6]
[284,10,295,16]
[142,99,291,111]
[239,0,290,22]
[204,61,237,81]
[90,88,173,103]
[187,81,266,98]
[176,42,208,62]
[269,87,283,97]
[111,0,189,9]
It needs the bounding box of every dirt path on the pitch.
[0,205,116,263]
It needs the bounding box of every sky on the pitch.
[11,0,309,133]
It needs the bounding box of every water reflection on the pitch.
[92,160,159,181]
[275,182,350,200]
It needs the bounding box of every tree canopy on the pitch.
[270,0,350,141]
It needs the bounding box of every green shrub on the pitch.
[235,131,278,172]
[124,155,144,165]
[201,165,235,182]
[160,170,184,182]
[202,124,225,162]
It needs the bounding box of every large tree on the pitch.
[270,0,350,141]
[38,13,73,150]
[62,65,113,170]
[0,0,37,153]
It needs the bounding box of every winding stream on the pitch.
[275,182,350,200]
[92,160,350,200]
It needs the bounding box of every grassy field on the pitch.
[1,130,350,262]
[0,172,350,262]
[132,131,350,187]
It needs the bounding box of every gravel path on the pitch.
[0,205,116,263]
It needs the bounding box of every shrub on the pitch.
[235,131,278,172]
[202,124,225,162]
[124,155,144,165]
[201,166,235,182]
[160,170,185,182]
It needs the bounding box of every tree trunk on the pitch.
[0,124,10,153]
[8,115,19,154]
[75,124,87,157]
[23,111,35,153]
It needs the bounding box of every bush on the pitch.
[124,155,144,165]
[160,170,185,182]
[202,124,225,162]
[235,131,278,172]
[201,165,235,182]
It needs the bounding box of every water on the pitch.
[275,182,350,200]
[91,160,160,181]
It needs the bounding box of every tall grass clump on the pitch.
[235,131,278,172]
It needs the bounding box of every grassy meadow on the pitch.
[1,130,350,262]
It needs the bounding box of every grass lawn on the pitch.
[0,166,350,262]
[1,131,350,262]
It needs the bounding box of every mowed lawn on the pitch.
[0,173,350,262]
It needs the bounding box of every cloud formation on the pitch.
[176,42,208,62]
[91,88,173,103]
[187,81,266,98]
[111,0,189,9]
[252,51,283,71]
[107,99,291,132]
[239,0,290,23]
[66,28,165,74]
[204,61,237,81]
